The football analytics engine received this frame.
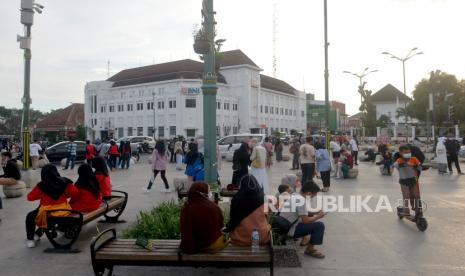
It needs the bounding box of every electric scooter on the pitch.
[396,202,428,232]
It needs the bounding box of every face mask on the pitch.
[402,153,412,159]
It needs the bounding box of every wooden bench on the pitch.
[91,228,274,276]
[177,188,237,200]
[44,190,128,253]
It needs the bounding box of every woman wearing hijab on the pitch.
[70,163,102,213]
[436,137,448,174]
[315,142,331,192]
[225,175,271,246]
[180,182,227,254]
[25,164,78,248]
[249,138,270,194]
[231,142,250,188]
[92,156,112,199]
[184,143,203,187]
[144,140,170,193]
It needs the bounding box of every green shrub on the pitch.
[122,201,182,240]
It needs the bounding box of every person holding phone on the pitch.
[278,180,326,259]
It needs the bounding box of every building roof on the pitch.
[108,59,226,87]
[349,112,364,119]
[218,49,259,68]
[260,74,296,95]
[36,103,84,130]
[371,84,411,102]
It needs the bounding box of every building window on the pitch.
[169,126,176,136]
[265,106,269,113]
[127,127,133,136]
[148,127,154,137]
[137,103,144,111]
[100,106,106,113]
[285,109,288,116]
[118,128,124,138]
[270,106,274,114]
[280,108,283,115]
[260,106,263,113]
[169,100,176,109]
[127,104,133,111]
[216,126,220,137]
[158,87,165,94]
[233,126,238,134]
[224,103,230,110]
[233,104,238,111]
[109,105,115,112]
[158,126,165,138]
[217,102,221,110]
[185,99,196,108]
[301,110,305,117]
[186,129,196,137]
[293,110,296,116]
[276,107,279,114]
[147,102,154,110]
[157,101,165,109]
[117,104,124,112]
[137,127,143,136]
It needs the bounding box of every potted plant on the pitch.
[193,28,211,55]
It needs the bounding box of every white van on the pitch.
[217,134,266,158]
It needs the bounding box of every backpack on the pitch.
[271,213,298,235]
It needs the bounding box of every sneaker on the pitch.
[33,234,41,242]
[26,240,36,248]
[142,187,151,193]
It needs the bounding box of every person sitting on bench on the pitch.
[70,163,102,213]
[0,151,22,222]
[225,175,271,246]
[92,157,112,199]
[180,182,227,254]
[25,164,78,248]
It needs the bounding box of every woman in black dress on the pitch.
[231,142,251,187]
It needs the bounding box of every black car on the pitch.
[45,141,86,162]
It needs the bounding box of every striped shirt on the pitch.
[67,142,77,155]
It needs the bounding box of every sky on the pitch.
[0,0,464,115]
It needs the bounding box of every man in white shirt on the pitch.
[29,140,42,170]
[299,137,316,185]
[349,136,359,165]
[330,138,341,178]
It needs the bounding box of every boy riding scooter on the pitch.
[393,145,428,231]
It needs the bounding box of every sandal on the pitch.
[304,249,325,259]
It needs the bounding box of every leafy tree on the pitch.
[377,114,391,128]
[75,125,86,141]
[408,70,463,126]
[358,83,377,129]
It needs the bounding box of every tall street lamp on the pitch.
[382,48,424,137]
[323,0,330,150]
[152,92,156,139]
[343,68,378,104]
[18,0,44,170]
[195,0,218,197]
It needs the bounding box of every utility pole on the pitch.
[323,0,330,150]
[199,0,219,198]
[18,0,44,170]
[272,1,278,78]
[152,92,156,139]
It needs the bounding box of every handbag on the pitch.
[271,213,298,235]
[251,150,262,168]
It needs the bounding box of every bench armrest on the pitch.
[90,228,117,260]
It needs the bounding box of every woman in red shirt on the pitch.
[85,140,96,165]
[92,156,112,199]
[70,164,102,213]
[107,140,119,171]
[26,164,78,248]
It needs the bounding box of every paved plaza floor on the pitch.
[1,153,465,276]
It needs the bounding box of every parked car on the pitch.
[116,136,155,153]
[459,145,465,159]
[45,141,86,162]
[217,134,266,158]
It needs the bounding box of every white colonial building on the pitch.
[371,84,411,125]
[84,50,306,141]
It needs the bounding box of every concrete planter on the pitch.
[282,154,291,161]
[273,244,301,267]
[3,181,27,198]
[173,177,189,192]
[347,168,359,179]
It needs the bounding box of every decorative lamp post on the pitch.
[343,68,378,104]
[18,0,44,170]
[195,0,218,199]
